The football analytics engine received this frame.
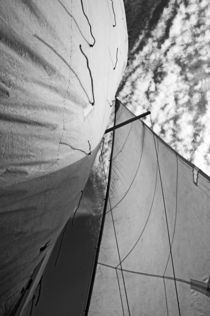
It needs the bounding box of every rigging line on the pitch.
[33,34,93,105]
[116,162,159,268]
[79,44,95,105]
[99,127,130,315]
[163,153,179,276]
[58,0,94,47]
[109,199,131,316]
[80,0,96,46]
[112,124,132,161]
[84,104,117,316]
[106,124,145,214]
[98,262,191,287]
[163,278,170,316]
[152,135,182,316]
[115,268,126,316]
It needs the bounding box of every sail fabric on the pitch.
[0,1,128,314]
[0,0,128,188]
[30,170,105,316]
[89,105,210,316]
[0,148,99,315]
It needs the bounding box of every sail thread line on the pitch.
[110,202,131,316]
[163,278,170,316]
[58,0,95,47]
[106,125,145,214]
[100,134,127,316]
[152,135,182,316]
[98,262,191,286]
[115,268,126,316]
[54,222,68,266]
[163,154,179,276]
[121,101,210,184]
[112,124,132,160]
[116,162,158,267]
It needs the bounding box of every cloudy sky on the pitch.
[119,0,210,175]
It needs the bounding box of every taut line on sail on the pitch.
[100,137,127,315]
[84,106,117,316]
[152,133,182,316]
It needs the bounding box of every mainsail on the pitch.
[88,104,210,316]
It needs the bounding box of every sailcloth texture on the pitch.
[0,1,128,315]
[0,0,127,188]
[89,105,210,316]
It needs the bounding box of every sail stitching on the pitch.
[152,135,182,316]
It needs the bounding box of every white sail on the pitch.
[0,0,127,188]
[89,104,210,316]
[0,1,128,314]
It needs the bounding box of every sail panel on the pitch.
[89,104,210,316]
[0,0,128,188]
[0,148,98,315]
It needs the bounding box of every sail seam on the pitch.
[152,135,182,316]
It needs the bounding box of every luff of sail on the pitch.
[88,104,210,316]
[0,1,128,314]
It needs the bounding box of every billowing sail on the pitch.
[0,1,128,314]
[0,0,127,188]
[89,104,210,316]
